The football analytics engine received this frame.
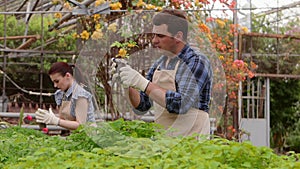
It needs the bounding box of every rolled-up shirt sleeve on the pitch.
[133,58,161,115]
[165,90,181,113]
[133,92,152,115]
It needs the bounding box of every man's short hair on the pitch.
[152,9,188,41]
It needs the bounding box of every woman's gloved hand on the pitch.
[35,108,59,125]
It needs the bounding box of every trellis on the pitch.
[237,31,300,146]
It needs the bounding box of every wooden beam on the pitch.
[241,32,300,40]
[255,1,300,17]
[48,0,95,31]
[0,48,76,55]
[16,38,37,50]
[0,35,40,40]
[254,73,300,79]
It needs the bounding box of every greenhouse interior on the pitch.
[0,0,300,168]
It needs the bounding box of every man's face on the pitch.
[152,24,177,54]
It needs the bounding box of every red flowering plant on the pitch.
[195,2,257,138]
[42,128,49,134]
[23,114,33,124]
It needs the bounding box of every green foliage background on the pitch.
[0,15,76,105]
[248,13,300,151]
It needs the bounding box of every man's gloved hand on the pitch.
[110,58,128,83]
[119,65,150,92]
[35,108,59,125]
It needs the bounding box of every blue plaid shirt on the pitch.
[134,44,213,114]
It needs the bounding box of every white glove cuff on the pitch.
[57,118,60,126]
[141,79,150,92]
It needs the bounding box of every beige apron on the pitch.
[59,84,78,121]
[152,60,210,137]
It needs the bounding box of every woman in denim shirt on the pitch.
[35,62,96,130]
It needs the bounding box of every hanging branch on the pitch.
[48,0,95,31]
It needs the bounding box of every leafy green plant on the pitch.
[1,119,299,169]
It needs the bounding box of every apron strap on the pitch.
[174,60,181,72]
[156,59,181,72]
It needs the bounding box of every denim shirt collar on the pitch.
[64,81,77,99]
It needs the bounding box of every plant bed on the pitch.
[0,119,299,169]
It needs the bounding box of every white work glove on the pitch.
[35,108,59,125]
[111,62,119,82]
[119,65,150,92]
[110,58,128,83]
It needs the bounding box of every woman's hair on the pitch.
[48,62,86,85]
[48,62,73,76]
[152,9,188,41]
